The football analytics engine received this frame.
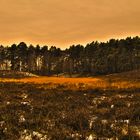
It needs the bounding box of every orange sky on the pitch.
[0,0,140,48]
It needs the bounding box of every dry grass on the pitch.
[0,70,140,139]
[0,70,139,91]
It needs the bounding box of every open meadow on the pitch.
[0,70,140,140]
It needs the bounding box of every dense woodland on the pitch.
[0,36,140,76]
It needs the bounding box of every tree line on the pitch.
[0,36,139,76]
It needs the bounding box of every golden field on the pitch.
[0,69,139,91]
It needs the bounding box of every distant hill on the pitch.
[104,69,140,82]
[0,70,38,78]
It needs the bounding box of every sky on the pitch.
[0,0,140,48]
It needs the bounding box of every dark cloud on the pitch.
[0,0,140,48]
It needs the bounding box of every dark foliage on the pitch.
[0,36,140,76]
[0,82,140,139]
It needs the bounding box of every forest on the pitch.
[0,36,140,76]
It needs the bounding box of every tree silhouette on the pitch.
[0,36,139,76]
